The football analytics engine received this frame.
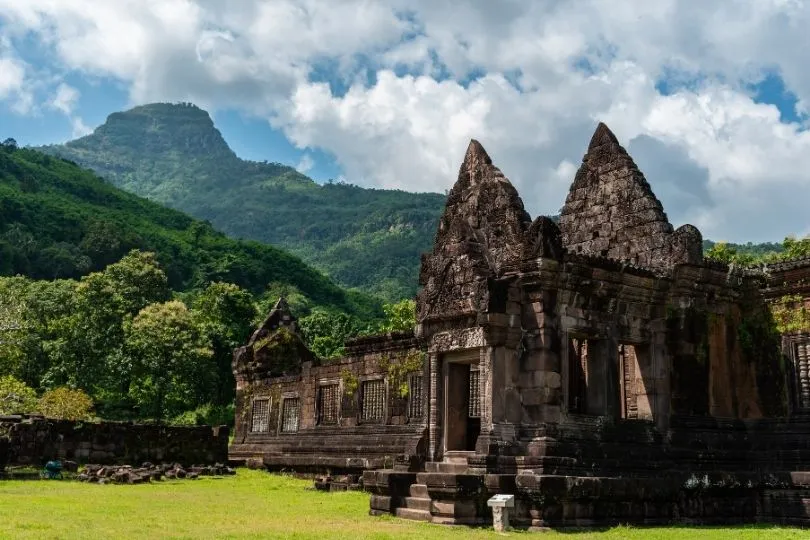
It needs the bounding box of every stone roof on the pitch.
[559,123,679,270]
[759,256,810,273]
[247,297,299,347]
[417,139,532,321]
[432,139,532,274]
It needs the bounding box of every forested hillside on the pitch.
[0,139,418,422]
[41,103,447,301]
[0,139,380,319]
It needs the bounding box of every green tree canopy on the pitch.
[125,300,214,420]
[0,375,37,415]
[191,282,256,405]
[377,299,416,334]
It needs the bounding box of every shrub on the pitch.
[170,403,234,427]
[37,387,93,420]
[0,375,38,415]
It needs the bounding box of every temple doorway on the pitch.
[443,355,481,453]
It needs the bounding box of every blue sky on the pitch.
[1,1,809,242]
[0,77,344,183]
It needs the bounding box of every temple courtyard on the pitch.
[0,469,803,539]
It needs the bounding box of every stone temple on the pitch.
[230,123,810,529]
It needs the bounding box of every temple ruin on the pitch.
[230,123,810,529]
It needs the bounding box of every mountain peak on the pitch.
[68,102,235,160]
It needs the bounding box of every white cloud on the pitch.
[0,57,23,99]
[1,1,810,241]
[295,153,314,174]
[69,116,92,138]
[46,83,91,138]
[49,83,79,115]
[0,50,32,113]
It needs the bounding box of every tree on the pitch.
[36,242,92,279]
[377,299,416,334]
[299,309,362,360]
[37,387,93,420]
[0,279,26,372]
[1,138,17,151]
[192,282,256,405]
[125,300,214,421]
[78,220,131,269]
[704,242,756,265]
[0,276,76,387]
[0,375,37,415]
[43,250,169,399]
[782,235,810,260]
[99,250,170,315]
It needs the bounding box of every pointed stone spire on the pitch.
[558,122,675,270]
[272,296,290,314]
[435,138,530,263]
[248,296,299,346]
[235,296,317,379]
[465,139,492,162]
[452,139,495,193]
[588,122,620,151]
[417,138,531,321]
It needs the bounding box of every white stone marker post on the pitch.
[487,494,515,532]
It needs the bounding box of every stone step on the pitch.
[415,471,485,488]
[443,450,475,464]
[394,507,432,522]
[404,497,432,512]
[409,483,429,498]
[425,461,469,474]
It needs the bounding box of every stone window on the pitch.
[407,373,423,420]
[568,338,588,414]
[361,379,386,421]
[797,341,810,409]
[468,365,481,418]
[250,398,270,433]
[280,397,300,433]
[317,384,340,425]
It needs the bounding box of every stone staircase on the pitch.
[424,451,474,474]
[394,483,432,521]
[393,451,479,523]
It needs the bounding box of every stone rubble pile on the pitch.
[314,474,363,492]
[76,462,236,484]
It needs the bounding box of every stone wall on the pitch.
[1,415,229,469]
[231,328,428,474]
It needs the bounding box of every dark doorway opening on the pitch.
[445,360,481,452]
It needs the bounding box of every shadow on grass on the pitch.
[551,523,799,533]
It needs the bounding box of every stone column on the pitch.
[427,351,440,461]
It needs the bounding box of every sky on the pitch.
[0,1,809,244]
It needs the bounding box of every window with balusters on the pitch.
[468,365,481,418]
[796,341,810,409]
[361,379,386,422]
[250,398,270,433]
[317,384,339,425]
[407,373,423,420]
[280,397,300,433]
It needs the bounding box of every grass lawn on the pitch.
[0,469,806,539]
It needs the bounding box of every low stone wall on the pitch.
[0,415,229,469]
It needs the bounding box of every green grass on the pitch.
[0,469,804,539]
